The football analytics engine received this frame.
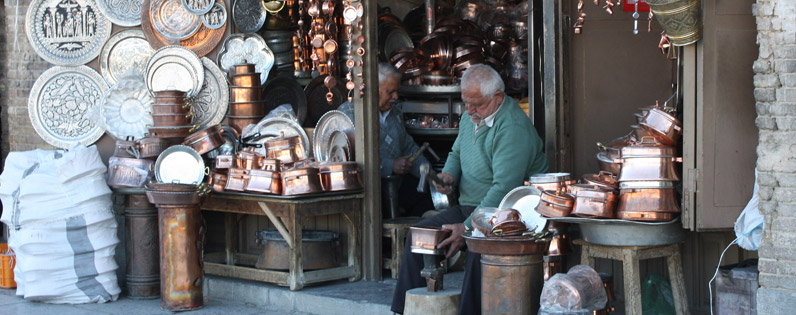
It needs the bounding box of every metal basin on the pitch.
[255,229,340,270]
[546,217,686,246]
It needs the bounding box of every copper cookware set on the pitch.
[151,90,195,138]
[227,64,265,134]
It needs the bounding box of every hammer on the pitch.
[417,163,450,193]
[408,142,430,164]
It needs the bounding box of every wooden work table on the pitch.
[201,191,364,290]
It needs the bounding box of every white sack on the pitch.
[734,169,764,251]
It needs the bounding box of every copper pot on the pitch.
[107,156,154,188]
[152,103,191,114]
[224,168,250,191]
[317,161,362,192]
[640,107,682,145]
[596,152,621,175]
[230,73,262,87]
[617,181,680,215]
[153,97,188,105]
[529,173,572,192]
[536,190,575,218]
[265,135,306,165]
[618,138,681,182]
[572,188,617,219]
[148,126,194,138]
[246,169,282,194]
[183,125,224,155]
[152,113,193,127]
[281,166,323,195]
[139,135,170,159]
[227,115,263,134]
[236,147,265,170]
[581,171,619,191]
[215,154,235,169]
[229,86,263,102]
[228,101,267,116]
[409,226,451,255]
[597,134,635,162]
[208,171,227,192]
[261,158,281,172]
[114,136,140,158]
[231,64,256,75]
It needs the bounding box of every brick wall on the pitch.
[754,0,796,312]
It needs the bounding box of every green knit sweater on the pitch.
[442,95,548,228]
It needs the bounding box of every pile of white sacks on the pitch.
[0,145,120,303]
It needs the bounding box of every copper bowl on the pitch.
[151,103,191,114]
[317,161,362,192]
[489,209,528,236]
[227,115,263,134]
[183,125,224,155]
[281,166,323,196]
[246,169,282,194]
[409,226,451,255]
[231,64,256,75]
[228,101,267,116]
[230,73,262,87]
[229,86,263,102]
[152,113,193,127]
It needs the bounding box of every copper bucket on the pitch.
[646,0,703,46]
[158,204,204,311]
[124,194,160,299]
[229,73,262,87]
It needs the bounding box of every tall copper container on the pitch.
[158,205,204,311]
[124,194,160,299]
[481,254,544,314]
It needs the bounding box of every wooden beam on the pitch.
[204,262,289,284]
[543,0,558,171]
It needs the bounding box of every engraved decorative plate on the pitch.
[193,57,229,128]
[232,0,267,33]
[25,0,113,66]
[28,66,110,148]
[242,116,311,158]
[142,0,226,57]
[146,45,204,96]
[217,33,275,85]
[151,0,201,40]
[181,0,213,15]
[96,0,144,27]
[100,74,154,140]
[313,110,355,162]
[100,29,154,85]
[202,2,227,29]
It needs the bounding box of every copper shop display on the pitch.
[224,168,251,192]
[246,169,282,194]
[158,204,204,311]
[262,158,282,172]
[183,125,224,155]
[281,166,323,195]
[572,188,618,219]
[124,194,160,299]
[317,161,362,192]
[265,134,306,165]
[255,229,341,270]
[596,152,621,175]
[230,72,262,86]
[230,86,263,102]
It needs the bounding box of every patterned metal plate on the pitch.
[193,57,229,128]
[26,0,113,66]
[232,0,266,33]
[313,110,355,162]
[242,116,311,158]
[202,2,227,29]
[151,0,201,40]
[141,0,226,57]
[100,74,154,140]
[216,33,275,85]
[28,66,110,148]
[181,0,213,15]
[261,76,307,125]
[100,29,154,85]
[146,45,204,96]
[96,0,144,27]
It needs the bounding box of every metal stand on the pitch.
[420,253,446,292]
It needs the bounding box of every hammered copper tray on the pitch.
[141,0,227,57]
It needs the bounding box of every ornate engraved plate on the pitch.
[151,0,201,40]
[181,0,213,15]
[96,0,143,27]
[313,110,354,162]
[100,74,154,140]
[25,0,113,66]
[202,2,227,29]
[232,0,267,33]
[100,29,154,85]
[217,33,275,85]
[28,66,110,148]
[193,57,229,128]
[146,45,204,96]
[142,0,226,57]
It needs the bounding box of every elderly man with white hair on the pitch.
[390,64,548,314]
[338,63,434,217]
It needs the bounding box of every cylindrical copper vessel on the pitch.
[124,194,160,299]
[158,205,204,311]
[481,254,543,314]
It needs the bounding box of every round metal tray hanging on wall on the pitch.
[141,0,227,57]
[26,0,112,66]
[96,0,144,27]
[99,29,154,86]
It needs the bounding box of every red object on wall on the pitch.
[623,0,650,12]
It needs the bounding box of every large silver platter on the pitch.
[100,29,154,85]
[499,186,547,231]
[232,0,267,33]
[192,57,229,128]
[242,116,311,158]
[151,0,201,40]
[546,217,686,246]
[313,110,355,162]
[155,145,206,184]
[181,0,213,15]
[25,0,112,66]
[146,45,204,96]
[327,130,352,162]
[96,0,144,27]
[100,74,153,140]
[217,33,275,85]
[28,66,110,148]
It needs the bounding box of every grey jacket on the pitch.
[337,102,428,178]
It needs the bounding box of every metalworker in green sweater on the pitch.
[391,65,548,314]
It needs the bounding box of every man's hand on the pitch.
[392,156,412,175]
[433,172,455,194]
[437,223,467,258]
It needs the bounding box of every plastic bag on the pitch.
[641,273,675,315]
[734,169,764,250]
[539,265,607,314]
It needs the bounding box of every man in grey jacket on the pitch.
[338,63,433,217]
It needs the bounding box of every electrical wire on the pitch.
[708,237,740,315]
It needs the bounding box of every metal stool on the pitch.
[383,217,422,279]
[574,239,690,315]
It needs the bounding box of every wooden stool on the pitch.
[574,239,690,315]
[383,217,422,279]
